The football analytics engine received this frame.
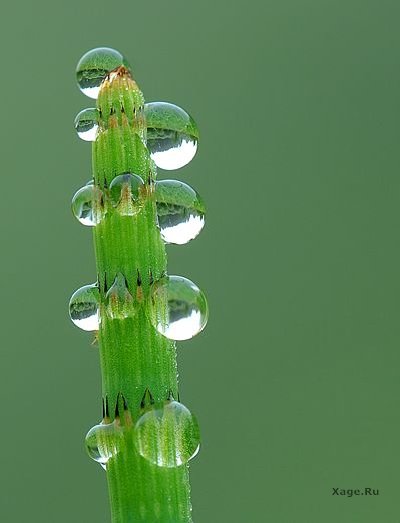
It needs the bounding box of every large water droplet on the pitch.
[76,47,130,99]
[71,185,103,226]
[149,275,208,340]
[74,108,99,141]
[106,273,135,320]
[85,422,122,470]
[155,180,205,244]
[69,284,100,331]
[145,102,198,170]
[134,400,200,468]
[109,173,145,216]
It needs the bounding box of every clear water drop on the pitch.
[69,284,100,331]
[155,180,205,244]
[85,422,122,469]
[76,47,130,99]
[71,185,103,226]
[145,102,198,170]
[109,173,145,216]
[106,273,135,320]
[74,108,99,141]
[149,275,208,341]
[134,400,200,468]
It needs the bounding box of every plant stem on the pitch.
[92,68,192,522]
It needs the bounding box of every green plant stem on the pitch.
[92,69,192,522]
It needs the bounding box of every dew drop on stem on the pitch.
[69,284,100,331]
[74,108,99,141]
[109,173,145,216]
[71,185,103,226]
[149,275,208,341]
[106,273,135,320]
[85,421,123,470]
[76,47,131,99]
[145,102,198,170]
[134,400,200,468]
[155,180,205,245]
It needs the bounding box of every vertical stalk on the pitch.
[92,69,192,521]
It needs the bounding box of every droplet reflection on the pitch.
[69,284,100,331]
[71,185,103,226]
[74,108,99,141]
[134,400,200,467]
[145,102,198,170]
[149,275,208,340]
[155,180,205,244]
[76,47,130,99]
[85,422,122,469]
[109,173,145,216]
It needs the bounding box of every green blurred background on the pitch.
[1,0,399,521]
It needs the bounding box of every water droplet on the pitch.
[85,422,122,469]
[134,400,200,468]
[155,180,205,244]
[71,185,103,226]
[149,275,208,340]
[76,47,130,99]
[109,173,145,216]
[106,273,135,320]
[69,284,100,331]
[74,108,99,141]
[145,102,198,170]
